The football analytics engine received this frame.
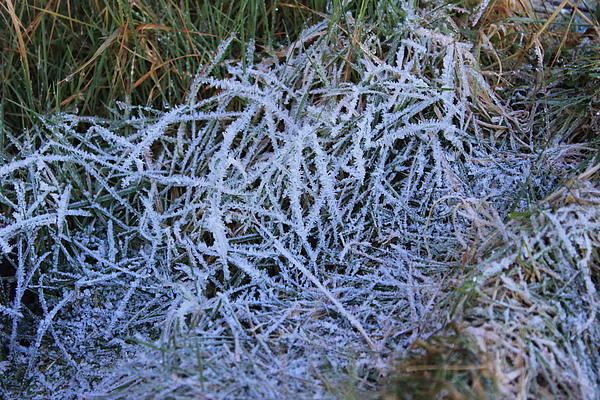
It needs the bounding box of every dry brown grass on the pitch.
[382,162,600,400]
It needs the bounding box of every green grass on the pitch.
[1,0,600,399]
[0,0,334,129]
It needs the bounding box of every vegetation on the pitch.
[1,0,599,398]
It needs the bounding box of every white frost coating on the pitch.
[0,4,595,399]
[258,222,377,351]
[0,153,71,178]
[27,291,75,373]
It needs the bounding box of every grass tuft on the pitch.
[1,0,600,399]
[0,0,330,129]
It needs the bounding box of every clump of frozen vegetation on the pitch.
[0,2,597,399]
[458,165,600,399]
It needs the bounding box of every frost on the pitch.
[458,185,600,399]
[0,4,595,400]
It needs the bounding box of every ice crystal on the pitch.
[0,4,594,400]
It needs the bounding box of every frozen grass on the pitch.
[380,164,600,400]
[458,164,600,399]
[1,0,600,399]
